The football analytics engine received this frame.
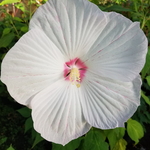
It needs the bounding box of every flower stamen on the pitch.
[69,68,80,88]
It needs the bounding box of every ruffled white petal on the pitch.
[81,71,141,129]
[83,12,148,82]
[30,80,91,145]
[29,0,107,59]
[1,28,64,105]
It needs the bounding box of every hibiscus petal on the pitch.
[30,80,91,145]
[29,0,107,59]
[81,72,141,129]
[83,12,147,82]
[1,28,64,105]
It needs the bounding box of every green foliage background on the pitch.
[0,0,150,150]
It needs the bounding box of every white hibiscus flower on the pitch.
[1,0,148,145]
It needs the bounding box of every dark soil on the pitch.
[0,94,52,150]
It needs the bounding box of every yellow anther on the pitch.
[76,83,80,88]
[69,68,80,88]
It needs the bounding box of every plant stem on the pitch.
[10,20,20,37]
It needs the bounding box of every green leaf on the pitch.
[141,91,150,105]
[144,111,150,121]
[127,119,144,144]
[98,6,106,11]
[24,117,33,133]
[105,127,125,150]
[7,145,15,150]
[141,47,150,79]
[0,33,15,48]
[2,28,11,37]
[115,127,125,139]
[32,132,44,148]
[31,128,37,140]
[21,26,28,33]
[105,5,131,12]
[13,17,23,22]
[82,128,109,150]
[89,0,99,5]
[17,107,31,118]
[52,137,82,150]
[15,3,26,12]
[0,0,20,5]
[112,139,127,150]
[146,76,150,86]
[0,137,7,145]
[106,130,118,150]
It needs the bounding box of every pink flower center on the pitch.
[64,58,87,87]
